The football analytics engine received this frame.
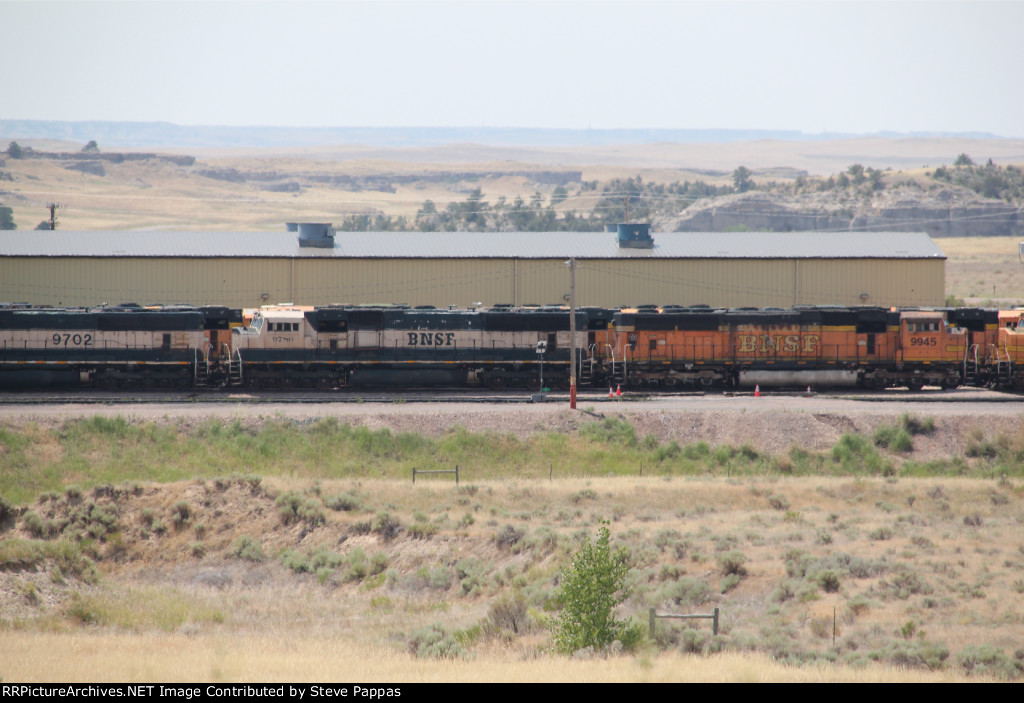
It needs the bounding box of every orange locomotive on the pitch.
[602,306,992,390]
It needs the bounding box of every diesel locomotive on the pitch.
[2,301,1024,392]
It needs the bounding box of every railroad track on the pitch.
[1,386,1021,405]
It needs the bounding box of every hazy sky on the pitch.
[2,0,1022,136]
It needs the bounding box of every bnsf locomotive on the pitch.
[2,302,1024,391]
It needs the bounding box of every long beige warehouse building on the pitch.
[0,229,946,309]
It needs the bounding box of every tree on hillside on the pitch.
[954,153,974,167]
[732,166,753,193]
[6,142,24,159]
[0,205,15,230]
[82,140,99,153]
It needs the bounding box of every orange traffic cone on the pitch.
[754,384,760,398]
[806,385,812,397]
[609,386,614,398]
[616,384,622,397]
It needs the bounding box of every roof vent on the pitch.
[616,223,654,249]
[296,222,335,248]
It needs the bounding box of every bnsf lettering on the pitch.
[407,332,457,347]
[737,334,819,354]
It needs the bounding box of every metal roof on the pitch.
[0,230,946,260]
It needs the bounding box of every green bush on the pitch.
[958,645,1023,679]
[873,425,914,453]
[275,491,325,526]
[717,550,748,577]
[325,492,361,511]
[579,417,637,446]
[407,623,466,659]
[552,522,643,654]
[231,535,264,562]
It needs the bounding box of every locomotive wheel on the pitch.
[487,376,506,390]
[315,376,333,390]
[526,377,542,391]
[906,379,924,392]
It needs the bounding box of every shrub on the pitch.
[873,425,913,453]
[325,492,361,512]
[494,524,525,548]
[371,512,401,540]
[579,417,636,446]
[171,500,191,530]
[552,522,643,654]
[488,593,530,635]
[231,535,264,562]
[276,491,325,526]
[900,414,935,436]
[661,576,711,607]
[717,550,748,577]
[407,623,466,659]
[407,522,437,540]
[958,645,1023,680]
[817,570,841,593]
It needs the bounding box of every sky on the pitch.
[2,0,1022,137]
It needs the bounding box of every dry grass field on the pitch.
[2,410,1023,682]
[939,236,1024,305]
[3,135,1023,232]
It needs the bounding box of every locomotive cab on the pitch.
[898,312,965,360]
[897,311,966,389]
[233,308,310,350]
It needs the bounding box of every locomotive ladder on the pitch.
[227,349,244,386]
[579,346,595,384]
[963,344,980,386]
[194,347,211,385]
[995,344,1012,387]
[605,344,626,385]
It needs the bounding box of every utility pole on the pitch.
[47,203,59,230]
[568,257,577,409]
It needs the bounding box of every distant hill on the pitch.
[0,120,1008,150]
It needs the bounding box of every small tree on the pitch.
[6,141,24,159]
[954,153,974,167]
[82,140,99,153]
[732,166,753,193]
[0,205,15,230]
[552,522,642,654]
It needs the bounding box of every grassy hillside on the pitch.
[1,414,1023,682]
